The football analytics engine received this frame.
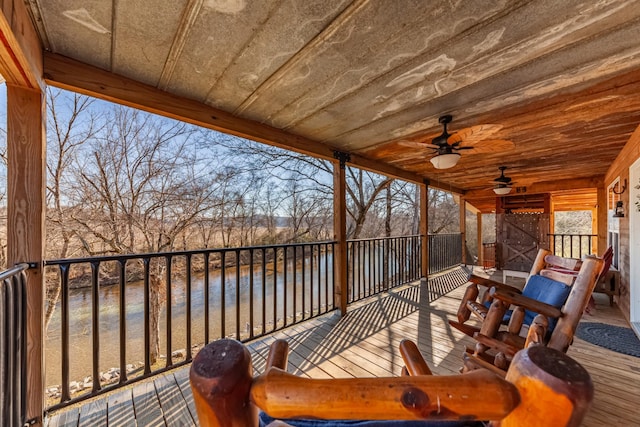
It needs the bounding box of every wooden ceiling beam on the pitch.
[464,176,604,200]
[43,53,434,186]
[0,1,43,89]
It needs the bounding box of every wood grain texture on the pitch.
[7,85,45,426]
[0,0,43,88]
[333,162,348,315]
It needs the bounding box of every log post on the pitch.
[477,212,483,267]
[420,180,429,280]
[459,196,466,264]
[189,339,257,427]
[333,152,349,315]
[7,85,46,427]
[501,345,593,427]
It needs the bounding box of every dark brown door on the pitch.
[497,213,550,271]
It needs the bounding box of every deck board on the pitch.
[154,372,196,426]
[77,397,107,426]
[45,267,640,427]
[131,379,164,426]
[106,388,136,426]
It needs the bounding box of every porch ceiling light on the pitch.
[430,153,460,169]
[493,184,512,195]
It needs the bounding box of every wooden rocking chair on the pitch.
[189,338,593,427]
[458,255,604,374]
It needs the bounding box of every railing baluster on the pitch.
[60,264,71,403]
[186,254,192,362]
[165,256,172,368]
[91,261,101,391]
[293,245,297,323]
[119,260,128,382]
[301,245,306,320]
[143,258,151,375]
[235,249,241,341]
[221,251,226,339]
[273,248,278,332]
[309,244,317,317]
[249,249,254,339]
[283,247,288,327]
[204,252,210,344]
[261,248,266,336]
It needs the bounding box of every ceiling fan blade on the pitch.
[457,139,515,154]
[397,141,440,149]
[447,124,503,145]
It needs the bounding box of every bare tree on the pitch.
[69,106,215,363]
[44,88,102,330]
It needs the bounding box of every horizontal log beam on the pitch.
[0,1,43,89]
[44,53,430,185]
[464,175,604,200]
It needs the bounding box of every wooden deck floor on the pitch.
[46,267,640,426]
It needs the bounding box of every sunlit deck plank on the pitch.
[46,406,79,427]
[77,397,106,426]
[47,267,640,427]
[106,389,135,426]
[153,372,196,426]
[131,379,164,426]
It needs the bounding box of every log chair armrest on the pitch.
[474,333,520,357]
[489,288,562,319]
[399,339,432,376]
[469,275,523,294]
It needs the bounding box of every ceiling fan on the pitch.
[491,166,514,195]
[398,115,514,169]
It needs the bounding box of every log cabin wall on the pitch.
[605,125,640,322]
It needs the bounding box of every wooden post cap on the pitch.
[502,346,593,427]
[189,339,256,427]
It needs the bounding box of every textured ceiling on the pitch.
[27,0,640,210]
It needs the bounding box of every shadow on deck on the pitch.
[46,266,640,427]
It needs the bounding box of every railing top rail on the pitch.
[0,262,31,281]
[428,233,463,236]
[44,241,337,266]
[346,235,421,243]
[548,233,597,237]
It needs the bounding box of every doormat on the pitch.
[575,322,640,357]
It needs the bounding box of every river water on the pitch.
[45,254,335,388]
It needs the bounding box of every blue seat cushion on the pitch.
[520,274,571,332]
[483,275,571,332]
[259,412,484,427]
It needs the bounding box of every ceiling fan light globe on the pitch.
[430,153,460,169]
[493,185,512,195]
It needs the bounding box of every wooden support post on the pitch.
[459,196,466,265]
[6,84,46,427]
[596,186,607,257]
[502,346,593,427]
[333,152,349,316]
[190,339,257,427]
[477,212,483,267]
[420,181,429,279]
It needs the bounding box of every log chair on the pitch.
[189,338,593,427]
[462,255,604,374]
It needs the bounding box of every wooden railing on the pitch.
[0,263,31,427]
[548,233,597,259]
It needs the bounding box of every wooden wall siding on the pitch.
[604,124,640,322]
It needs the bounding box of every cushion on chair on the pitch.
[519,274,572,332]
[259,412,484,427]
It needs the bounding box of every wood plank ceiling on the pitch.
[26,0,640,212]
